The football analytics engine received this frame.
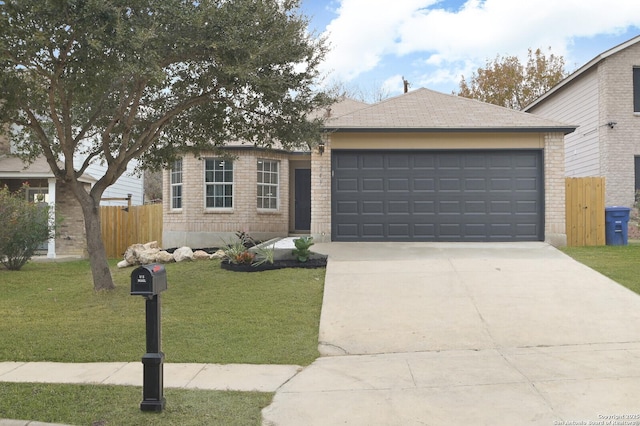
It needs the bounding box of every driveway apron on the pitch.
[262,242,640,425]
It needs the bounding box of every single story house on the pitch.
[525,34,640,208]
[163,88,575,247]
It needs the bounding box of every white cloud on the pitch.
[318,0,640,92]
[319,0,435,80]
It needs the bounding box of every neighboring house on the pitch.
[0,133,144,258]
[163,88,575,247]
[73,155,144,207]
[525,35,640,208]
[0,135,94,258]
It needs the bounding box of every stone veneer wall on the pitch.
[55,181,88,256]
[163,150,291,248]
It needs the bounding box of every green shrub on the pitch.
[292,236,314,262]
[221,239,255,264]
[223,233,275,267]
[0,185,56,271]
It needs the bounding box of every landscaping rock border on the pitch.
[117,242,225,268]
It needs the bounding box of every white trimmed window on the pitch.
[257,159,279,210]
[205,158,233,208]
[170,159,182,210]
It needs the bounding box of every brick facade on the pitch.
[310,136,331,242]
[310,132,567,245]
[598,42,640,206]
[544,132,567,246]
[163,149,295,248]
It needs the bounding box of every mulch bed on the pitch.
[220,256,327,272]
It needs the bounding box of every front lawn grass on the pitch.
[0,382,272,426]
[560,241,640,295]
[0,259,325,365]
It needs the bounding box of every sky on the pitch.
[299,0,640,101]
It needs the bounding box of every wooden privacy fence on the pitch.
[100,204,163,258]
[565,177,606,246]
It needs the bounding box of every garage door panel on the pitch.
[362,224,384,237]
[516,177,538,190]
[335,154,359,170]
[439,178,461,191]
[362,156,384,169]
[388,154,411,169]
[464,178,487,191]
[362,178,383,191]
[414,201,435,214]
[332,150,543,242]
[464,200,488,213]
[516,200,538,213]
[414,178,436,191]
[388,201,410,214]
[336,200,358,214]
[388,179,410,191]
[337,178,358,192]
[362,201,384,214]
[389,224,410,236]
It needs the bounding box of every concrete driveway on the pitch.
[262,242,640,425]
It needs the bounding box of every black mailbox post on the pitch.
[131,263,167,412]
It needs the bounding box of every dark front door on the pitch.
[295,168,311,231]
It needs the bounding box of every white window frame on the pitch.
[170,158,182,210]
[257,159,279,210]
[205,158,234,210]
[26,187,49,203]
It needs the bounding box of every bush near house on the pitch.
[0,184,55,270]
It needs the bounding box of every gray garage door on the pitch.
[332,150,543,242]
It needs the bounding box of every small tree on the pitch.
[456,48,567,110]
[0,185,55,271]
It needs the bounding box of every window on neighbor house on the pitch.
[170,159,182,210]
[635,156,640,195]
[26,188,49,203]
[205,158,233,208]
[634,67,640,113]
[257,159,279,210]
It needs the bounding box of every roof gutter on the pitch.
[323,126,577,135]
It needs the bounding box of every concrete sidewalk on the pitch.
[262,242,640,425]
[0,361,301,392]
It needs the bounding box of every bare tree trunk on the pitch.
[81,197,116,291]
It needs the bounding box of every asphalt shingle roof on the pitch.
[325,88,576,133]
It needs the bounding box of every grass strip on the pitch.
[560,242,640,295]
[0,382,272,426]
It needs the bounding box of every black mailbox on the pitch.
[131,264,167,296]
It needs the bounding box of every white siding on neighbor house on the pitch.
[528,68,601,177]
[74,159,144,206]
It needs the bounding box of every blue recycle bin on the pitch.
[604,206,631,246]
